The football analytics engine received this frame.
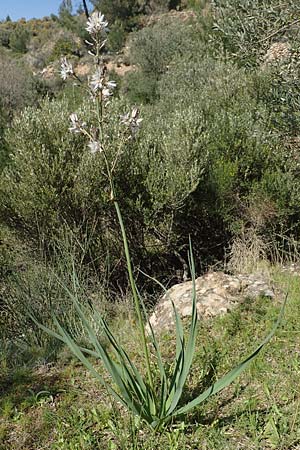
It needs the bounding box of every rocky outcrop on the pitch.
[148,272,275,334]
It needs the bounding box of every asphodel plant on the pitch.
[33,11,287,431]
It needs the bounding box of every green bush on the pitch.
[129,16,197,76]
[49,37,77,61]
[0,53,40,115]
[135,54,291,265]
[0,97,147,279]
[122,70,158,104]
[0,27,11,47]
[107,20,127,53]
[9,25,30,53]
[3,3,300,280]
[211,0,300,67]
[252,60,300,136]
[3,57,298,278]
[1,98,87,242]
[123,15,201,103]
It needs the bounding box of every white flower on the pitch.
[86,11,109,35]
[102,81,117,103]
[90,68,117,99]
[120,112,130,126]
[102,88,112,102]
[90,67,105,92]
[69,113,86,134]
[107,80,117,90]
[88,140,103,154]
[60,57,73,80]
[120,107,143,135]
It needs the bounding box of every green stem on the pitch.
[93,36,154,393]
[114,199,154,392]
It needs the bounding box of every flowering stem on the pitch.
[101,142,154,392]
[113,199,154,393]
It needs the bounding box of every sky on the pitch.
[0,0,93,21]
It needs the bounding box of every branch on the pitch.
[259,18,300,43]
[82,0,89,19]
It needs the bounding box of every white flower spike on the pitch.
[60,57,74,80]
[69,113,86,134]
[86,11,109,35]
[120,107,143,135]
[88,140,103,154]
[90,67,105,92]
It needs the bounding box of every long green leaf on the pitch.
[166,241,198,415]
[30,314,99,358]
[174,294,288,416]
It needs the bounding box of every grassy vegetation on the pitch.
[1,0,300,447]
[0,268,299,449]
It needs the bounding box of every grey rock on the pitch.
[147,271,275,334]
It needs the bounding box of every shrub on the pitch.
[1,98,87,242]
[134,54,282,266]
[0,53,40,114]
[123,15,201,103]
[0,96,148,281]
[129,16,197,76]
[107,20,127,53]
[0,27,11,47]
[48,36,79,61]
[122,70,158,104]
[9,25,30,53]
[3,55,295,279]
[211,0,300,67]
[253,58,300,136]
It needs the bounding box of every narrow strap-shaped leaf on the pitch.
[49,271,151,417]
[174,294,288,416]
[30,314,100,358]
[97,313,149,406]
[52,316,129,408]
[59,279,128,390]
[137,270,172,414]
[165,302,186,413]
[53,316,152,419]
[166,242,198,415]
[95,309,148,395]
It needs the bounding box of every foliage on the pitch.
[123,15,201,103]
[123,70,158,104]
[0,52,40,114]
[0,27,11,47]
[129,16,197,76]
[90,0,144,27]
[211,0,300,67]
[107,20,128,53]
[9,25,30,53]
[0,98,86,240]
[27,11,286,432]
[135,55,284,265]
[0,106,8,170]
[3,49,300,278]
[49,36,79,61]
